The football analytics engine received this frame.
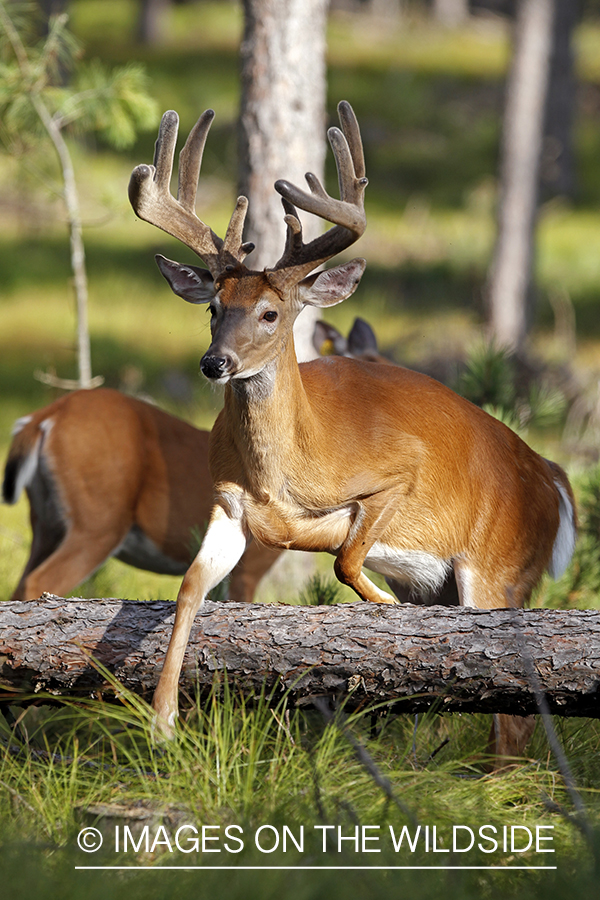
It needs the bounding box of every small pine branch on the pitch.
[458,341,516,411]
[0,0,158,389]
[298,574,342,606]
[458,341,566,435]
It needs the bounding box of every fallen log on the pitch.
[0,595,598,717]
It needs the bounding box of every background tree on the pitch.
[0,1,157,388]
[136,0,171,45]
[432,0,470,26]
[236,0,331,589]
[541,0,580,201]
[486,0,554,350]
[238,0,330,362]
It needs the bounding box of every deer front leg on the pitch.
[334,491,403,605]
[152,504,247,736]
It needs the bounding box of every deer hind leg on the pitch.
[152,504,248,735]
[454,560,536,766]
[11,505,65,599]
[15,526,128,601]
[489,713,536,763]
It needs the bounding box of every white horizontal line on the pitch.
[75,866,558,871]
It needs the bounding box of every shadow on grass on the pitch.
[0,239,485,314]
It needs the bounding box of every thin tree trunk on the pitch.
[487,0,555,350]
[432,0,470,27]
[1,598,598,717]
[0,4,95,389]
[38,106,92,389]
[239,0,330,362]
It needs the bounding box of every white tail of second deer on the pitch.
[128,101,577,760]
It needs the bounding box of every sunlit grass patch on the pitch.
[0,500,29,602]
[328,12,511,79]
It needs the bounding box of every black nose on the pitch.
[200,355,230,380]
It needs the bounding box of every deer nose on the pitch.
[200,354,231,380]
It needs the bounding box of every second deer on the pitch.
[3,388,280,602]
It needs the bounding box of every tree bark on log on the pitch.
[0,596,598,717]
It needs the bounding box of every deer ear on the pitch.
[297,258,366,309]
[347,317,379,356]
[155,254,215,304]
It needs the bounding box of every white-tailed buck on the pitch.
[3,388,280,602]
[128,102,577,757]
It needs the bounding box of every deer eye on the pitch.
[208,304,216,317]
[262,310,278,323]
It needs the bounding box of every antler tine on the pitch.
[337,99,366,183]
[269,101,368,289]
[152,109,179,192]
[221,196,256,268]
[129,109,251,277]
[280,198,305,257]
[177,108,216,213]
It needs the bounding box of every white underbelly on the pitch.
[115,526,189,576]
[364,542,452,594]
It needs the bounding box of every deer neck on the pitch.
[223,333,315,487]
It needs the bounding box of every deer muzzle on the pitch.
[200,354,233,381]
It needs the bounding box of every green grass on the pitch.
[1,683,599,896]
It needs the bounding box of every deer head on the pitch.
[128,102,368,384]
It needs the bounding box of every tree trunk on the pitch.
[1,597,598,718]
[540,0,579,201]
[136,0,171,45]
[432,0,470,27]
[238,0,330,363]
[486,0,555,350]
[236,0,331,589]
